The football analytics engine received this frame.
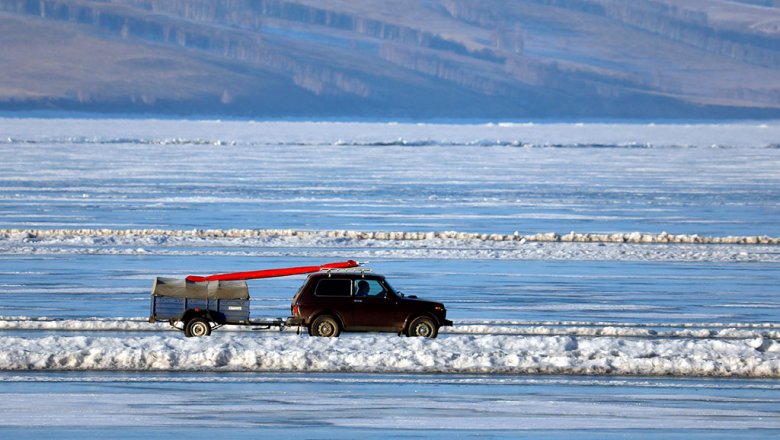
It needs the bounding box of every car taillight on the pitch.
[292,305,299,315]
[434,306,443,311]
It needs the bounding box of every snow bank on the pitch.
[1,334,778,377]
[2,228,779,263]
[0,317,168,332]
[446,325,780,339]
[4,228,778,245]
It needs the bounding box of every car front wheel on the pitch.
[309,315,341,337]
[407,316,438,338]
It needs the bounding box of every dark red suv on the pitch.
[290,271,452,338]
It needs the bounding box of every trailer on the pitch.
[149,260,359,336]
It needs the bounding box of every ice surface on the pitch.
[2,372,779,437]
[2,252,777,324]
[2,118,780,235]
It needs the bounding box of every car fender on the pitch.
[402,312,440,331]
[182,308,211,323]
[307,309,347,330]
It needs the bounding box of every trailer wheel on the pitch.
[407,316,438,338]
[309,315,340,337]
[185,317,212,337]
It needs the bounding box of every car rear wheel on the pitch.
[185,317,211,337]
[309,315,340,337]
[407,316,438,338]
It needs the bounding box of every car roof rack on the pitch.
[321,262,372,277]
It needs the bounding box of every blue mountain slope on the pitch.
[1,0,779,118]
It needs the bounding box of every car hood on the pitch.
[398,295,444,308]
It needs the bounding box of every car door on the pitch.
[310,278,353,326]
[350,278,404,331]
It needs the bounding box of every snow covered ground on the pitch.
[1,118,779,437]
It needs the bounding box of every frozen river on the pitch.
[1,118,779,437]
[2,119,780,235]
[2,372,780,439]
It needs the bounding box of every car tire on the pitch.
[309,315,340,337]
[185,317,211,337]
[407,316,438,338]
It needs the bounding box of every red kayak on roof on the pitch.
[185,260,360,282]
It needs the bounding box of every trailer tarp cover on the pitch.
[151,277,249,300]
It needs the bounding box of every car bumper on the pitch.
[441,319,453,327]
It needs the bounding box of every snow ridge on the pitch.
[4,228,778,262]
[2,136,776,149]
[4,228,779,245]
[1,334,778,377]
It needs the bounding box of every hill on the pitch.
[1,0,780,118]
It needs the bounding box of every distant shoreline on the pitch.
[2,110,779,125]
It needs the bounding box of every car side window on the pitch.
[354,279,387,298]
[314,279,352,297]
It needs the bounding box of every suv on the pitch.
[290,271,452,338]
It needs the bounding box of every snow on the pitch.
[0,333,777,377]
[4,227,779,244]
[2,228,778,263]
[2,316,778,339]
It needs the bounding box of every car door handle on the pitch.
[353,299,363,303]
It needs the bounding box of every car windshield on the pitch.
[381,279,399,297]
